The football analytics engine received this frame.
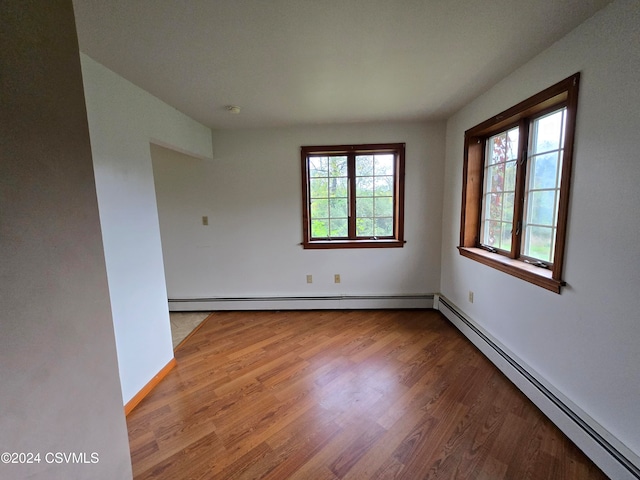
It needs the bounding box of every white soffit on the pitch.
[72,0,612,130]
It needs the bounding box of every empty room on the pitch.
[1,0,639,479]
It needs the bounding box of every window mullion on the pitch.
[347,153,356,239]
[512,119,529,259]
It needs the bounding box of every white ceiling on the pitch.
[72,0,611,130]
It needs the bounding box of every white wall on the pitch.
[441,0,640,467]
[80,55,213,404]
[152,122,445,304]
[0,1,132,478]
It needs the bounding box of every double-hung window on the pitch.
[459,73,580,293]
[301,143,405,249]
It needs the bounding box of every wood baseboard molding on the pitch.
[124,358,176,416]
[435,294,640,480]
[168,294,434,311]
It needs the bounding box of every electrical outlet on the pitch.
[334,274,341,284]
[468,291,474,303]
[202,216,209,225]
[306,275,313,284]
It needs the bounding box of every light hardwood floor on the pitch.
[127,310,607,479]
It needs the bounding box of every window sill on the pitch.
[457,246,564,294]
[303,239,405,249]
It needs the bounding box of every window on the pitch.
[301,143,405,249]
[459,73,580,293]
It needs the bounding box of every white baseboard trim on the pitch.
[169,294,434,311]
[435,294,640,480]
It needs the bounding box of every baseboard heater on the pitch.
[169,294,434,311]
[436,295,639,480]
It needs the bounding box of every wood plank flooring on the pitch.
[126,310,608,479]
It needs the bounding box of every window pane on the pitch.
[310,178,328,198]
[311,219,328,238]
[503,193,514,223]
[505,128,519,160]
[504,161,517,191]
[486,160,516,208]
[310,199,328,218]
[356,177,373,196]
[328,177,348,198]
[524,226,554,262]
[374,154,394,175]
[375,197,393,217]
[356,152,397,238]
[487,221,502,248]
[486,163,505,194]
[374,176,393,196]
[356,197,373,217]
[530,152,560,189]
[488,192,504,221]
[488,132,505,165]
[501,223,512,251]
[329,218,348,237]
[529,190,556,226]
[355,155,373,176]
[329,156,348,175]
[356,217,373,236]
[533,110,563,153]
[308,157,328,177]
[375,217,393,237]
[488,128,518,165]
[329,198,348,218]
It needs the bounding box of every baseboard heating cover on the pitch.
[435,294,640,480]
[169,294,433,311]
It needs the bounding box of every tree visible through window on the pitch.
[301,144,405,249]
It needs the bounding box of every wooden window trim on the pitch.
[301,143,405,249]
[459,73,580,293]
